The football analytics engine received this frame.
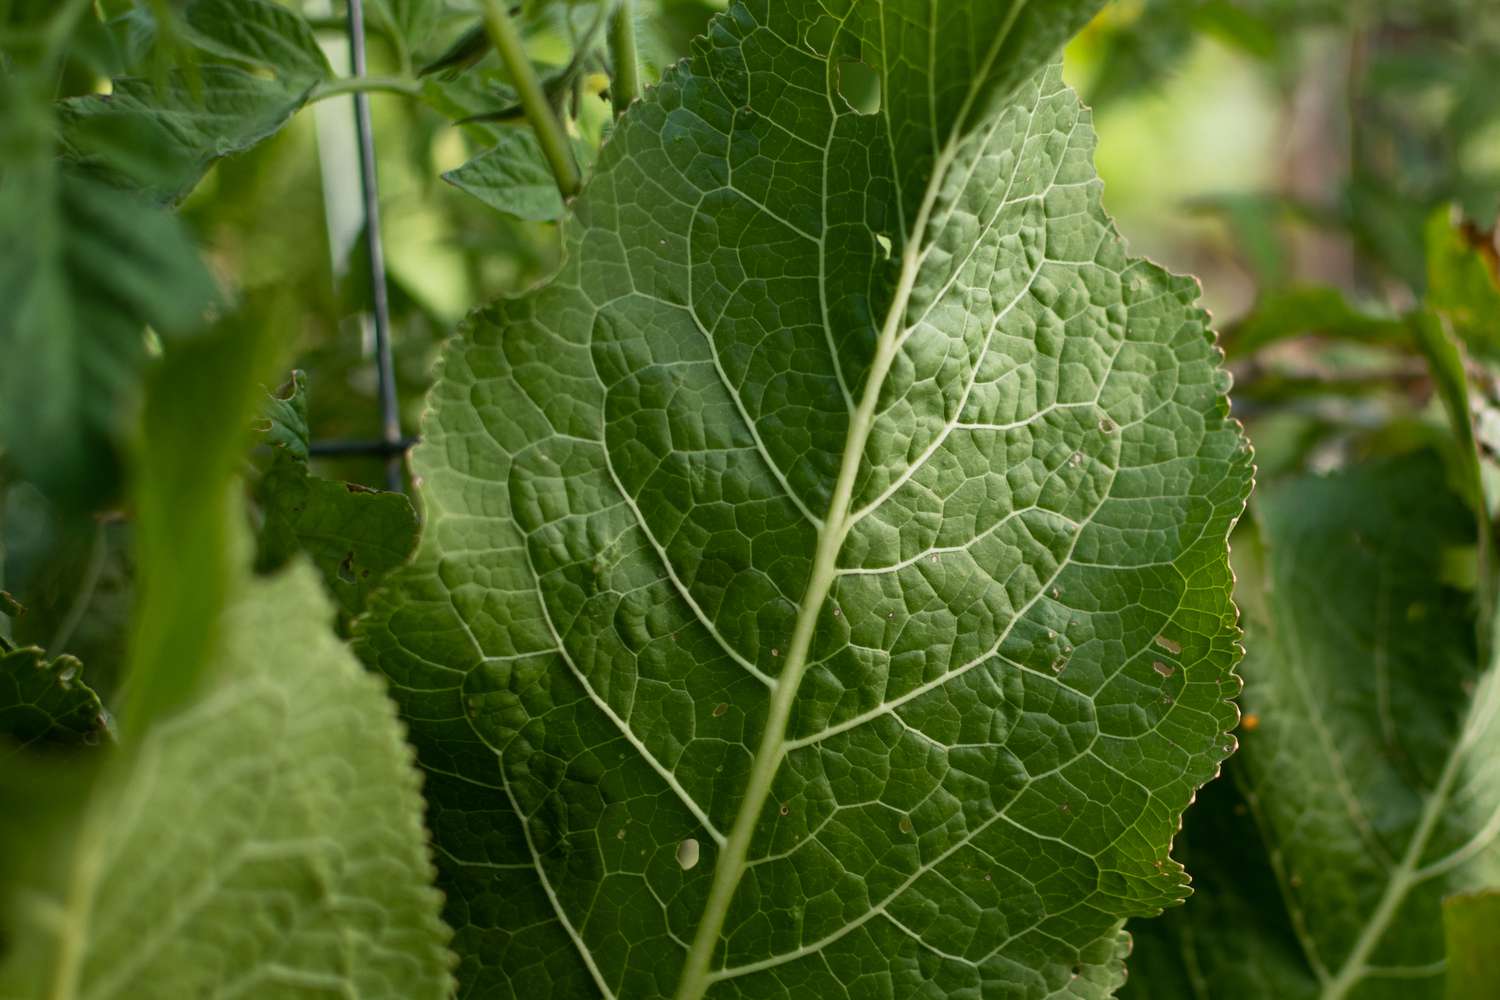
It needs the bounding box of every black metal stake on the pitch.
[346,0,404,492]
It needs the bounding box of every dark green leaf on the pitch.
[254,373,418,623]
[359,2,1251,996]
[261,371,313,461]
[0,647,109,755]
[0,168,216,507]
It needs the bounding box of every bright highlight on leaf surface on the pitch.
[358,2,1252,997]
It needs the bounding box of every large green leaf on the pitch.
[0,562,454,999]
[1122,453,1500,1000]
[358,2,1251,997]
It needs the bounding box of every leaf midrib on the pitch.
[1317,663,1500,999]
[668,5,1030,997]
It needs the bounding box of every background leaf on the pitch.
[0,646,109,755]
[0,168,217,507]
[443,128,596,221]
[58,67,314,205]
[254,372,419,625]
[1122,452,1500,999]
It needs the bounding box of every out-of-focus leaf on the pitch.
[443,128,595,220]
[1187,192,1293,286]
[58,66,313,205]
[124,306,285,730]
[0,562,454,999]
[0,167,216,507]
[253,373,418,624]
[419,19,491,77]
[0,647,110,756]
[1426,210,1500,362]
[183,0,332,84]
[1411,310,1491,534]
[1443,889,1500,999]
[369,0,442,62]
[1123,453,1500,999]
[1228,285,1409,357]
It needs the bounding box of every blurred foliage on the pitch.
[1,0,724,699]
[1066,0,1500,486]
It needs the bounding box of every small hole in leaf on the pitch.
[874,233,892,259]
[837,60,881,115]
[338,553,357,583]
[676,838,701,870]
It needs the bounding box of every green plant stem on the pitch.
[308,74,423,103]
[607,0,640,116]
[481,0,581,198]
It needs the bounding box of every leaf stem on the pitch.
[481,0,581,198]
[607,0,640,116]
[308,74,423,103]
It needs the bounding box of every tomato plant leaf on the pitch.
[0,168,216,506]
[0,562,454,999]
[358,2,1251,997]
[444,129,597,220]
[183,0,332,85]
[254,372,419,624]
[58,66,313,206]
[0,646,109,755]
[1122,452,1500,1000]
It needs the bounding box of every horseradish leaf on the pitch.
[359,3,1251,997]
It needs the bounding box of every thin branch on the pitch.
[308,74,423,103]
[481,0,582,198]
